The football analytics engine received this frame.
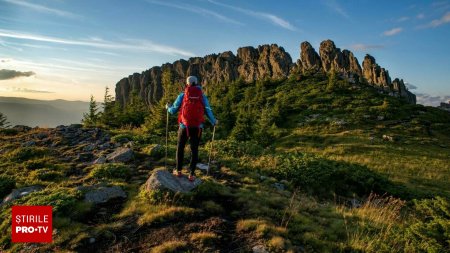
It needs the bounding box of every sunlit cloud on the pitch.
[2,0,81,19]
[7,87,54,93]
[0,29,195,57]
[146,0,243,25]
[0,69,35,80]
[207,0,297,31]
[383,27,403,36]
[350,43,385,51]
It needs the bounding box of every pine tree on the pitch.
[82,95,99,127]
[144,69,178,134]
[0,112,10,128]
[100,86,115,127]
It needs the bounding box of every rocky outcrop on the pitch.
[115,40,416,105]
[317,40,362,79]
[145,169,201,193]
[362,55,391,88]
[298,41,322,72]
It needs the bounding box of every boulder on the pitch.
[93,156,106,165]
[106,147,133,163]
[145,169,201,193]
[2,185,43,204]
[76,152,94,162]
[83,186,127,204]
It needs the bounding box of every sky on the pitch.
[0,0,449,106]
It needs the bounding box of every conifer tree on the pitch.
[0,112,10,128]
[82,95,99,126]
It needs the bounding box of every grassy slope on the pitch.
[0,74,449,252]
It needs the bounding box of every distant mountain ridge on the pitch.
[0,97,89,127]
[115,39,416,107]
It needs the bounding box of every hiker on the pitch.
[166,76,217,181]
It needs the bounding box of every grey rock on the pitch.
[2,185,43,204]
[252,245,269,253]
[273,182,285,191]
[69,124,83,129]
[36,132,48,140]
[145,169,201,193]
[13,125,32,132]
[76,152,94,162]
[84,186,127,204]
[377,115,385,121]
[83,144,95,152]
[89,238,96,244]
[93,156,106,165]
[196,163,209,171]
[22,140,36,147]
[106,147,133,162]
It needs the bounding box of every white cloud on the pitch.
[146,0,243,25]
[383,27,403,36]
[426,12,450,27]
[207,0,297,31]
[416,93,450,106]
[350,44,385,51]
[322,0,350,20]
[0,29,195,57]
[404,82,417,90]
[416,13,425,19]
[2,0,80,19]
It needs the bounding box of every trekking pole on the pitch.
[165,108,169,171]
[207,124,216,176]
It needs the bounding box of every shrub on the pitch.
[212,139,264,158]
[89,163,131,180]
[31,169,64,182]
[7,147,50,162]
[270,152,404,198]
[0,176,15,199]
[16,188,82,215]
[405,197,450,252]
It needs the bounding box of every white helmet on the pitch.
[186,76,198,86]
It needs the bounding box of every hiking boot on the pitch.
[173,170,182,177]
[188,174,196,182]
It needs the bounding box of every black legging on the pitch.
[176,127,202,175]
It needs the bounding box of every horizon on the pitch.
[0,0,449,106]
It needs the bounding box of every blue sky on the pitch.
[0,0,449,105]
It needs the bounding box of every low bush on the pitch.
[0,176,15,199]
[89,163,131,180]
[7,147,50,162]
[270,152,406,198]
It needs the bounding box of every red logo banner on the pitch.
[11,206,52,243]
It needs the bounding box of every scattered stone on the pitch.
[196,163,209,172]
[69,124,83,129]
[35,132,48,140]
[147,144,163,157]
[83,186,127,204]
[145,169,201,193]
[22,140,36,147]
[382,135,395,142]
[124,141,134,148]
[93,156,106,165]
[106,147,133,163]
[98,142,111,150]
[273,182,285,191]
[89,238,96,244]
[2,186,44,204]
[13,125,32,132]
[83,144,95,152]
[377,115,385,121]
[77,152,94,162]
[252,245,269,253]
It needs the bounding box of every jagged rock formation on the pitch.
[115,40,416,105]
